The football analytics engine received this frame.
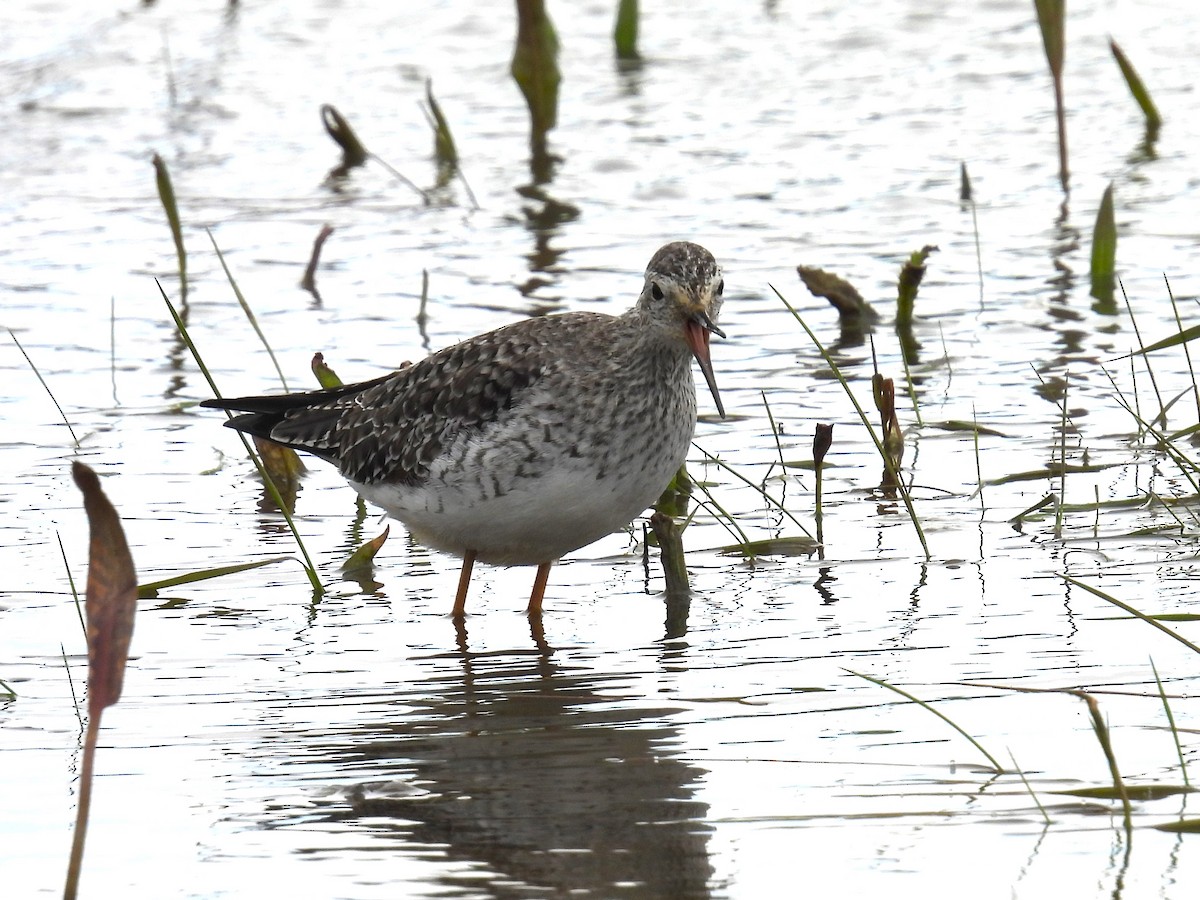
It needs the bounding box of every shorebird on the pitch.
[201,241,725,617]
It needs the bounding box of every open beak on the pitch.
[683,312,726,419]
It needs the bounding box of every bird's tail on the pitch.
[200,374,390,463]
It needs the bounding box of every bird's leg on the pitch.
[527,561,552,616]
[452,550,476,617]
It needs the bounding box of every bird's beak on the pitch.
[684,311,726,419]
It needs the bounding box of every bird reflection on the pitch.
[306,653,714,898]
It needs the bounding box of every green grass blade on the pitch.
[972,405,984,507]
[423,79,479,210]
[933,420,1007,437]
[1089,183,1117,305]
[1164,276,1200,420]
[57,531,86,637]
[1110,39,1162,132]
[693,442,814,539]
[719,536,819,557]
[899,343,923,428]
[686,476,751,548]
[846,669,1003,773]
[984,463,1114,488]
[1120,282,1167,430]
[9,330,79,446]
[137,556,297,598]
[1062,575,1200,655]
[1073,691,1132,831]
[1150,658,1189,788]
[1056,784,1189,801]
[152,153,187,300]
[366,151,431,203]
[1100,366,1200,497]
[60,644,80,723]
[1009,749,1051,825]
[761,391,787,472]
[208,229,289,392]
[961,162,984,306]
[1156,819,1200,834]
[1124,321,1200,357]
[425,78,458,165]
[158,281,324,597]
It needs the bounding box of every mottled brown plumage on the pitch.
[202,241,726,617]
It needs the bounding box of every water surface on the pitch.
[4,1,1200,897]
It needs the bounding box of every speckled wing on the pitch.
[202,314,610,486]
[321,326,549,486]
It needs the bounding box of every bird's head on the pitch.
[639,241,726,418]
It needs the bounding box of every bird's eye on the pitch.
[715,279,724,297]
[651,282,664,301]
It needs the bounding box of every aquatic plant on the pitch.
[1089,182,1117,306]
[300,224,335,301]
[64,463,139,900]
[321,103,369,172]
[512,0,561,161]
[774,286,929,557]
[651,466,693,599]
[614,0,639,61]
[160,284,324,597]
[1033,0,1069,191]
[846,669,1003,773]
[152,153,187,301]
[320,104,428,201]
[960,162,984,304]
[813,423,833,547]
[1110,39,1163,137]
[421,79,480,208]
[9,331,78,446]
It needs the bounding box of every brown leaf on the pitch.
[797,265,878,322]
[320,104,369,170]
[72,461,138,715]
[812,423,834,468]
[254,435,306,485]
[301,224,334,299]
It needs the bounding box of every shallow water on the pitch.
[4,0,1200,897]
